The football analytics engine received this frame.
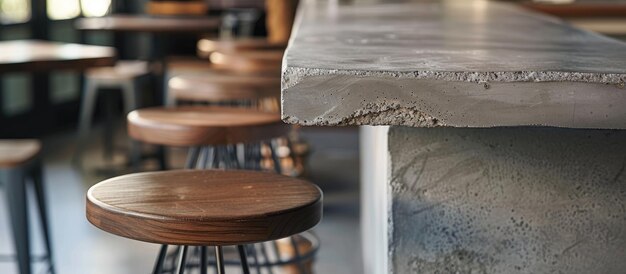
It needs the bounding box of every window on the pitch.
[81,0,110,17]
[47,0,80,20]
[0,0,30,23]
[2,74,32,116]
[47,0,110,20]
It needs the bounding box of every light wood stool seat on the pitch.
[0,139,41,168]
[197,38,286,57]
[86,169,322,246]
[167,73,280,103]
[128,106,288,146]
[85,60,149,82]
[209,50,283,74]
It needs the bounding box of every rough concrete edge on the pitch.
[280,67,626,127]
[282,101,446,127]
[281,66,626,91]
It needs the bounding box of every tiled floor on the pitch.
[0,125,362,274]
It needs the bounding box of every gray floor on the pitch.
[0,125,362,274]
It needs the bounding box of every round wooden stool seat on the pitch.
[168,73,280,102]
[167,57,280,77]
[0,139,41,168]
[209,50,283,74]
[128,106,288,146]
[86,60,149,81]
[86,170,322,246]
[197,38,286,57]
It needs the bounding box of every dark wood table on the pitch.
[75,14,220,33]
[0,40,116,73]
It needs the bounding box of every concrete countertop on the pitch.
[281,0,626,129]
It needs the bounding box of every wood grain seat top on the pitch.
[168,73,280,101]
[0,139,41,168]
[167,57,280,77]
[209,50,283,74]
[197,38,286,57]
[128,106,288,146]
[86,170,323,245]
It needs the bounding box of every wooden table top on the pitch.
[87,169,323,245]
[75,14,220,33]
[0,40,116,73]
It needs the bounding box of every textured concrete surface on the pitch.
[389,126,626,274]
[282,0,626,128]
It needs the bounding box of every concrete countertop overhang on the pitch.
[281,0,626,129]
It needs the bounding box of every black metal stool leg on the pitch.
[157,146,168,170]
[218,146,231,169]
[243,144,252,169]
[258,243,274,274]
[198,147,210,169]
[31,161,56,274]
[247,245,262,274]
[176,246,189,274]
[271,241,282,264]
[215,246,225,274]
[103,92,115,162]
[185,147,200,169]
[4,168,31,274]
[200,247,208,274]
[237,245,251,274]
[152,244,169,274]
[252,143,262,171]
[228,145,240,169]
[290,237,308,274]
[205,147,215,169]
[268,140,282,174]
[213,146,221,169]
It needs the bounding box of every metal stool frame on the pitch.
[0,158,55,274]
[151,139,319,274]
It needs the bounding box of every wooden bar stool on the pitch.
[208,50,283,75]
[197,38,286,57]
[75,60,149,165]
[127,106,287,148]
[86,169,322,274]
[166,72,280,108]
[127,106,316,272]
[128,105,288,171]
[0,140,55,274]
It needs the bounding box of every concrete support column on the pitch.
[388,126,626,273]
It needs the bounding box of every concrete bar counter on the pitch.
[282,0,626,273]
